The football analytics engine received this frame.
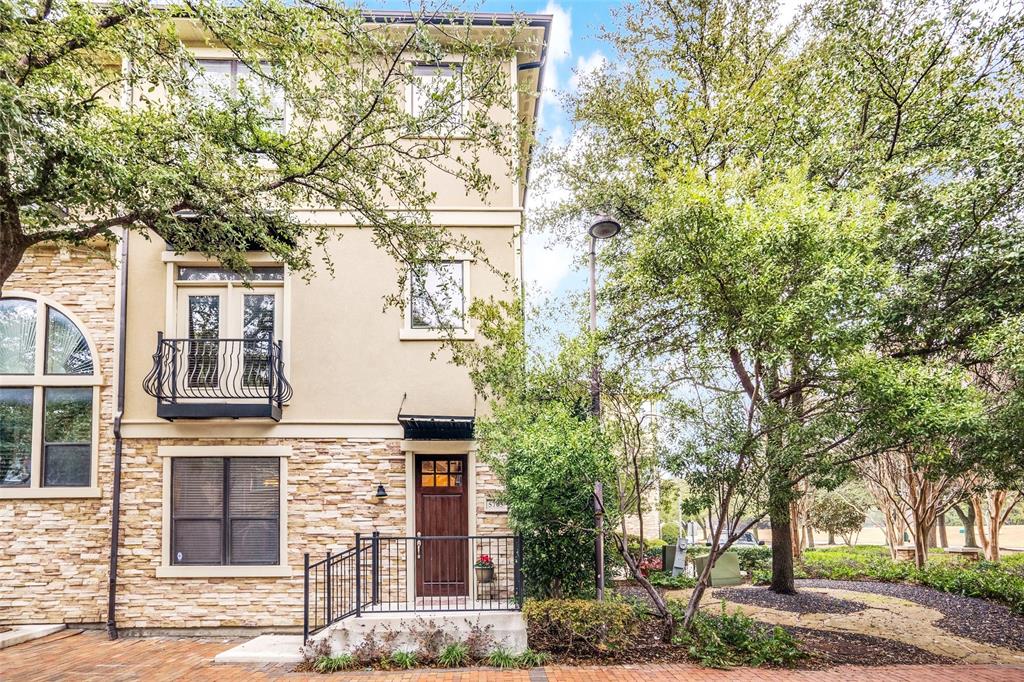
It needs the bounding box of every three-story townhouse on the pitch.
[0,10,550,639]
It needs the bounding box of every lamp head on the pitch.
[588,215,622,240]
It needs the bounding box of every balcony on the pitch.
[143,334,292,421]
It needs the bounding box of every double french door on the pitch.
[176,285,282,397]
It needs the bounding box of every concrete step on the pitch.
[0,624,66,650]
[323,610,527,655]
[213,634,304,664]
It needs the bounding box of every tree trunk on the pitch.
[828,530,835,546]
[953,504,976,547]
[912,517,929,569]
[615,534,675,642]
[971,495,991,560]
[938,513,948,549]
[804,522,815,549]
[927,524,937,549]
[0,220,29,295]
[769,502,796,594]
[790,501,802,559]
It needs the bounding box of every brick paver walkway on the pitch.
[2,630,1023,681]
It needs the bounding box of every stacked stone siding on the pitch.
[115,437,407,629]
[0,245,117,625]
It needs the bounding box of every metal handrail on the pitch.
[303,534,523,641]
[142,333,293,405]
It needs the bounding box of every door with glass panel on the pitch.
[175,283,281,400]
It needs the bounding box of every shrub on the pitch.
[515,649,551,667]
[389,651,417,670]
[797,546,1024,613]
[486,648,519,669]
[661,522,680,544]
[437,642,469,668]
[407,618,453,662]
[298,636,332,671]
[671,602,805,668]
[313,654,354,673]
[523,598,645,654]
[735,546,772,574]
[463,618,497,659]
[648,570,696,589]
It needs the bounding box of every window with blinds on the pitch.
[171,457,280,565]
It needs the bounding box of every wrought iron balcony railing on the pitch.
[143,333,293,420]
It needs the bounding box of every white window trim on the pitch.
[156,445,291,578]
[0,291,103,499]
[406,61,471,140]
[190,57,289,134]
[400,259,475,341]
[162,254,291,399]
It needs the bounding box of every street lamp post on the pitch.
[588,214,621,601]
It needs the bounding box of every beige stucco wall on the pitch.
[121,223,519,433]
[0,246,117,624]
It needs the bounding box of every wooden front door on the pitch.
[415,455,468,597]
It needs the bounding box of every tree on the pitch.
[808,483,870,546]
[542,0,1024,593]
[468,300,614,599]
[0,0,522,292]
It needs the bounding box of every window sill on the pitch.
[399,328,475,341]
[156,565,292,579]
[0,486,101,499]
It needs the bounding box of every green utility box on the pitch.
[692,551,742,587]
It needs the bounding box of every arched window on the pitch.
[0,294,101,498]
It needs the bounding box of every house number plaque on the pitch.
[484,498,508,513]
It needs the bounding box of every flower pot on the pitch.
[475,566,495,584]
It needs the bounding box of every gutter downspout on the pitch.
[106,229,129,640]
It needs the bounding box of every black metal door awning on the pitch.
[399,415,475,440]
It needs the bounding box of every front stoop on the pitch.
[212,611,528,665]
[0,624,66,650]
[213,634,304,664]
[325,611,528,656]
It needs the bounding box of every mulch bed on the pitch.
[783,626,957,667]
[606,582,954,668]
[716,587,865,615]
[798,579,1024,652]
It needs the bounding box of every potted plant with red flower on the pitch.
[474,554,495,583]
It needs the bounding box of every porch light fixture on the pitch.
[588,215,621,240]
[375,483,388,498]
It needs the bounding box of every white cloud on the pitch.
[538,2,573,131]
[543,1,573,66]
[569,51,608,91]
[523,128,595,298]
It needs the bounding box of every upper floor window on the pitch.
[410,261,465,330]
[189,59,286,132]
[409,63,465,132]
[0,295,100,498]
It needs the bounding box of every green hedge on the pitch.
[522,598,646,654]
[685,546,772,574]
[789,546,1024,614]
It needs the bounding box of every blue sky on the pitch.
[474,1,622,314]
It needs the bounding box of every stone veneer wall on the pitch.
[0,245,117,625]
[114,438,509,629]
